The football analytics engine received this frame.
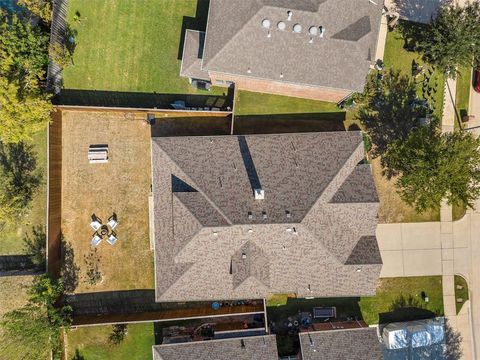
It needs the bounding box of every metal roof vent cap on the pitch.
[309,26,318,36]
[287,10,293,21]
[277,21,286,31]
[293,24,302,33]
[254,188,264,200]
[319,26,325,38]
[262,19,271,29]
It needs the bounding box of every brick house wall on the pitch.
[209,71,351,102]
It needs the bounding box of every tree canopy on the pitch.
[388,128,480,213]
[420,2,480,77]
[0,275,71,360]
[18,0,52,24]
[0,10,52,143]
[0,141,42,224]
[357,69,432,173]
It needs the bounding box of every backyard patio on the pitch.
[60,110,154,293]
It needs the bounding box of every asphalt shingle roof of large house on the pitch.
[299,328,383,359]
[153,335,279,360]
[188,0,382,91]
[152,132,382,302]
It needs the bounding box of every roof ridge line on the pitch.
[301,133,364,219]
[154,140,233,226]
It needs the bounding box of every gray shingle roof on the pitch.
[152,132,382,301]
[180,30,210,81]
[201,0,383,92]
[153,335,279,360]
[299,328,383,360]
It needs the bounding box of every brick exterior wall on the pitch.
[209,71,352,102]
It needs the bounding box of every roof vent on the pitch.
[248,228,253,234]
[248,211,253,220]
[293,24,302,33]
[242,253,247,259]
[254,188,264,200]
[287,10,293,21]
[280,72,284,78]
[319,26,325,38]
[247,67,252,74]
[309,26,318,36]
[286,210,291,218]
[262,211,267,219]
[241,339,246,348]
[277,21,286,31]
[267,30,271,38]
[262,19,271,29]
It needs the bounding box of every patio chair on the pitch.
[90,220,102,231]
[107,215,118,230]
[107,232,117,245]
[91,233,102,247]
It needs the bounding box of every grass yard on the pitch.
[66,323,154,360]
[455,65,472,124]
[267,277,443,327]
[455,275,469,315]
[383,23,445,120]
[0,128,47,254]
[372,158,440,223]
[359,276,444,325]
[233,91,348,134]
[61,110,154,293]
[64,0,222,95]
[0,275,35,358]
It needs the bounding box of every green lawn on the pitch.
[233,91,348,134]
[455,275,469,315]
[383,23,445,120]
[63,0,222,95]
[359,276,444,325]
[455,65,472,128]
[0,128,47,254]
[66,323,154,360]
[234,90,342,115]
[267,277,443,326]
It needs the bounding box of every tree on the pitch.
[387,128,480,213]
[357,69,432,171]
[18,0,52,24]
[108,324,128,345]
[23,225,46,268]
[0,77,52,143]
[0,10,50,88]
[420,2,480,78]
[0,141,42,224]
[0,275,71,360]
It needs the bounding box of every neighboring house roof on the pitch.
[200,0,382,91]
[152,132,382,302]
[180,30,210,81]
[299,328,383,360]
[153,335,278,360]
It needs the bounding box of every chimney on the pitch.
[254,188,264,200]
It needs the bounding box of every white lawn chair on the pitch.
[107,217,118,230]
[91,233,102,247]
[107,233,117,245]
[90,220,102,231]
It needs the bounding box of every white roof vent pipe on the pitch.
[277,21,286,31]
[293,24,302,33]
[254,188,265,200]
[309,26,318,36]
[319,26,325,38]
[287,10,293,21]
[262,19,271,29]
